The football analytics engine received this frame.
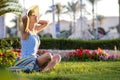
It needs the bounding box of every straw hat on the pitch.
[27,5,40,18]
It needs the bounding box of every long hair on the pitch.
[22,15,29,31]
[22,5,39,31]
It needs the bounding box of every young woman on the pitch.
[10,5,61,72]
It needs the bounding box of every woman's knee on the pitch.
[36,52,52,67]
[44,52,53,60]
[53,54,61,63]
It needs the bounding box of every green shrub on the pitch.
[0,37,120,50]
[0,37,20,49]
[40,38,120,50]
[0,49,18,68]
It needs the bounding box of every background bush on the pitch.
[0,37,120,50]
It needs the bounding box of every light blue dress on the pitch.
[21,33,40,58]
[10,33,41,72]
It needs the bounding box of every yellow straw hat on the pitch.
[27,5,40,18]
[24,5,40,32]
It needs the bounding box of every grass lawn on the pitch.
[3,61,120,80]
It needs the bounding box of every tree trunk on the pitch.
[92,3,95,30]
[73,12,76,33]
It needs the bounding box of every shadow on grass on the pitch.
[52,76,71,80]
[27,75,73,80]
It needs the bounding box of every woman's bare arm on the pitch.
[35,20,49,33]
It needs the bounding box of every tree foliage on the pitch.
[0,0,23,16]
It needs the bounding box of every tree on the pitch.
[0,0,23,16]
[65,0,80,31]
[46,3,65,25]
[46,3,65,37]
[0,0,23,38]
[87,0,101,30]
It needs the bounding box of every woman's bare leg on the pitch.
[41,54,61,72]
[36,52,52,68]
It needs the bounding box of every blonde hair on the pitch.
[27,10,35,16]
[22,5,39,32]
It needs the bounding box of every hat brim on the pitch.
[27,5,40,18]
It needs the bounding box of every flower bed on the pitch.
[0,48,120,68]
[62,48,120,61]
[37,48,120,61]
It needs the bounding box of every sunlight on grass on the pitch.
[9,61,120,80]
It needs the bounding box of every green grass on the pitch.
[4,61,120,80]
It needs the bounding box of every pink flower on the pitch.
[83,49,91,54]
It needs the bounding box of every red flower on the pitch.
[0,53,4,57]
[76,49,82,53]
[69,52,75,57]
[18,52,22,56]
[83,49,91,54]
[12,49,22,56]
[76,49,83,56]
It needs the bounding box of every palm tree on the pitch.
[46,3,65,37]
[65,0,80,32]
[46,3,65,25]
[87,0,101,30]
[0,0,23,38]
[0,0,23,16]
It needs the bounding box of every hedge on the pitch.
[0,37,120,50]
